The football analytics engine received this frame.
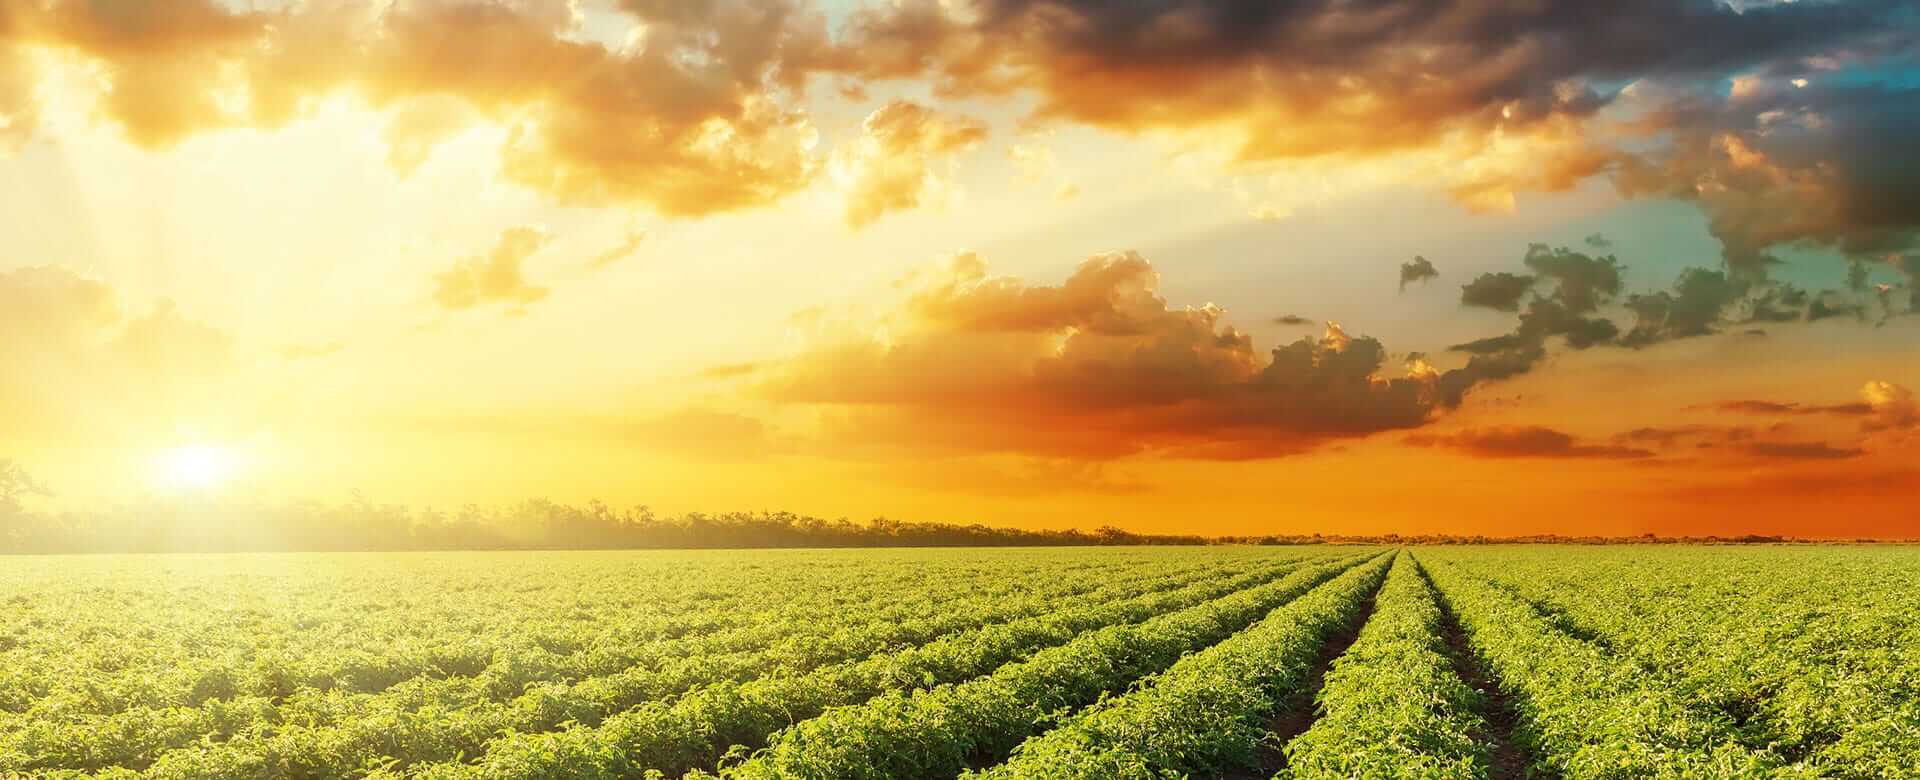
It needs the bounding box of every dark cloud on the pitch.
[1807,294,1867,322]
[839,0,1904,160]
[1707,399,1873,418]
[1584,233,1613,249]
[1621,268,1740,345]
[1460,272,1536,312]
[761,252,1511,459]
[1398,256,1438,291]
[1453,245,1625,354]
[1522,244,1622,314]
[1617,80,1920,276]
[1446,236,1911,394]
[1272,314,1312,326]
[1614,424,1756,449]
[1405,426,1653,460]
[1744,441,1865,460]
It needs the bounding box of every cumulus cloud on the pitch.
[1862,380,1918,431]
[833,100,988,228]
[1459,272,1536,313]
[433,227,551,312]
[2,0,831,215]
[758,251,1513,459]
[834,0,1905,218]
[4,0,1914,271]
[1398,256,1438,291]
[1617,79,1920,276]
[1405,426,1653,460]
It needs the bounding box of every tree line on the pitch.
[0,460,1867,553]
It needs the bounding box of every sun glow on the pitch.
[154,444,241,492]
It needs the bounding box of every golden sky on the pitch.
[2,0,1917,537]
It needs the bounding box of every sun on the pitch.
[155,444,240,491]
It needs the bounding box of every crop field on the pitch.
[1,546,1916,779]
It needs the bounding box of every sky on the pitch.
[1,0,1917,538]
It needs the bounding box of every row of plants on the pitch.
[964,552,1394,779]
[133,553,1343,778]
[1279,554,1490,778]
[1422,556,1809,778]
[699,554,1381,780]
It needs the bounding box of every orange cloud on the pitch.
[833,100,988,228]
[433,227,550,312]
[1405,426,1653,460]
[1862,380,1917,432]
[757,251,1504,460]
[4,0,830,215]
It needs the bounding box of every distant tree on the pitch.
[0,459,47,515]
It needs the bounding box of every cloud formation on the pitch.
[1618,79,1920,275]
[2,0,1914,268]
[1406,426,1653,460]
[837,0,1909,219]
[433,227,551,312]
[1459,272,1536,313]
[758,251,1512,459]
[587,227,649,271]
[2,0,831,214]
[1398,256,1438,291]
[1862,380,1918,431]
[833,100,988,228]
[1704,380,1915,432]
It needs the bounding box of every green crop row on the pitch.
[130,553,1338,779]
[1279,554,1488,779]
[403,553,1352,780]
[1422,557,1813,779]
[1427,546,1920,778]
[4,554,1201,775]
[703,553,1382,780]
[966,551,1393,779]
[0,549,1311,777]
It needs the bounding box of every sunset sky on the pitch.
[2,0,1917,537]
